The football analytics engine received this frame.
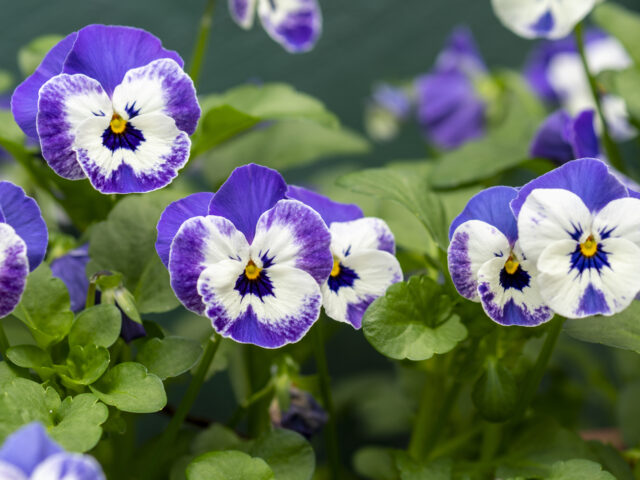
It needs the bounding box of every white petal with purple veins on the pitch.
[229,0,258,28]
[322,249,402,329]
[36,73,111,179]
[517,188,592,264]
[447,220,510,301]
[329,217,395,256]
[592,197,640,246]
[0,461,26,480]
[258,0,322,53]
[0,223,29,318]
[31,453,105,480]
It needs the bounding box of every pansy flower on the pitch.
[11,25,200,194]
[448,186,553,326]
[0,422,104,480]
[229,0,322,53]
[491,0,596,40]
[530,109,599,164]
[513,158,640,318]
[0,182,47,318]
[157,164,332,348]
[50,245,146,342]
[287,186,402,329]
[525,29,635,140]
[415,27,487,150]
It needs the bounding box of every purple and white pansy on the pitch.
[229,0,322,53]
[525,29,635,141]
[11,25,201,194]
[0,182,47,319]
[513,158,640,318]
[287,186,403,329]
[491,0,596,39]
[448,186,553,327]
[0,423,105,480]
[157,164,332,348]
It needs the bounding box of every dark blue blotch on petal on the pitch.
[0,423,63,476]
[0,181,48,271]
[449,186,518,243]
[529,9,554,35]
[511,158,628,217]
[11,32,77,139]
[156,192,215,267]
[234,269,275,300]
[208,164,287,243]
[577,283,609,316]
[101,123,145,152]
[286,185,363,226]
[499,264,531,291]
[327,263,359,293]
[62,25,183,96]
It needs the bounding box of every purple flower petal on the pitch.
[156,192,215,267]
[286,185,363,226]
[0,423,63,476]
[62,25,183,97]
[511,158,628,217]
[229,0,257,29]
[415,70,485,150]
[31,452,105,480]
[111,58,200,135]
[50,245,90,312]
[257,0,322,53]
[435,26,486,76]
[0,224,28,319]
[37,74,111,180]
[449,186,518,244]
[253,199,333,284]
[0,182,48,271]
[568,110,599,158]
[11,33,77,139]
[208,164,287,243]
[120,316,146,343]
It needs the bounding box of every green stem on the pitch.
[227,380,275,428]
[312,324,341,480]
[514,317,565,422]
[85,281,96,309]
[163,334,220,442]
[189,0,217,86]
[422,380,462,457]
[408,375,441,459]
[574,22,625,172]
[428,423,483,460]
[0,319,10,357]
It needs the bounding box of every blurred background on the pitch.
[2,0,640,475]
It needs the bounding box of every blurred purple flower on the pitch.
[271,388,328,439]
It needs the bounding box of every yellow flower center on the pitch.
[110,114,127,134]
[330,260,341,277]
[580,235,598,257]
[504,255,519,275]
[244,260,261,280]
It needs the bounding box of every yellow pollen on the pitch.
[580,235,598,257]
[504,255,519,275]
[110,114,127,134]
[330,260,341,277]
[244,260,261,280]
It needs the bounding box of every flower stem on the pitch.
[312,323,341,480]
[189,0,217,87]
[163,334,220,442]
[514,317,565,422]
[574,22,625,173]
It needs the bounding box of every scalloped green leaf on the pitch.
[137,336,203,380]
[187,451,274,480]
[68,304,122,348]
[50,393,108,452]
[363,276,467,361]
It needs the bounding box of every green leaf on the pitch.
[13,264,74,348]
[429,73,544,189]
[63,344,110,385]
[353,447,398,480]
[203,119,370,186]
[0,378,54,441]
[18,35,63,77]
[472,359,519,422]
[6,345,51,369]
[0,70,13,93]
[137,336,203,380]
[90,362,166,413]
[68,304,122,348]
[593,3,640,66]
[192,424,243,454]
[186,451,275,480]
[50,393,108,452]
[546,459,615,480]
[0,362,19,388]
[564,301,640,353]
[395,454,452,480]
[363,276,467,361]
[191,105,260,156]
[88,192,182,314]
[247,429,315,480]
[337,166,448,250]
[612,68,640,121]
